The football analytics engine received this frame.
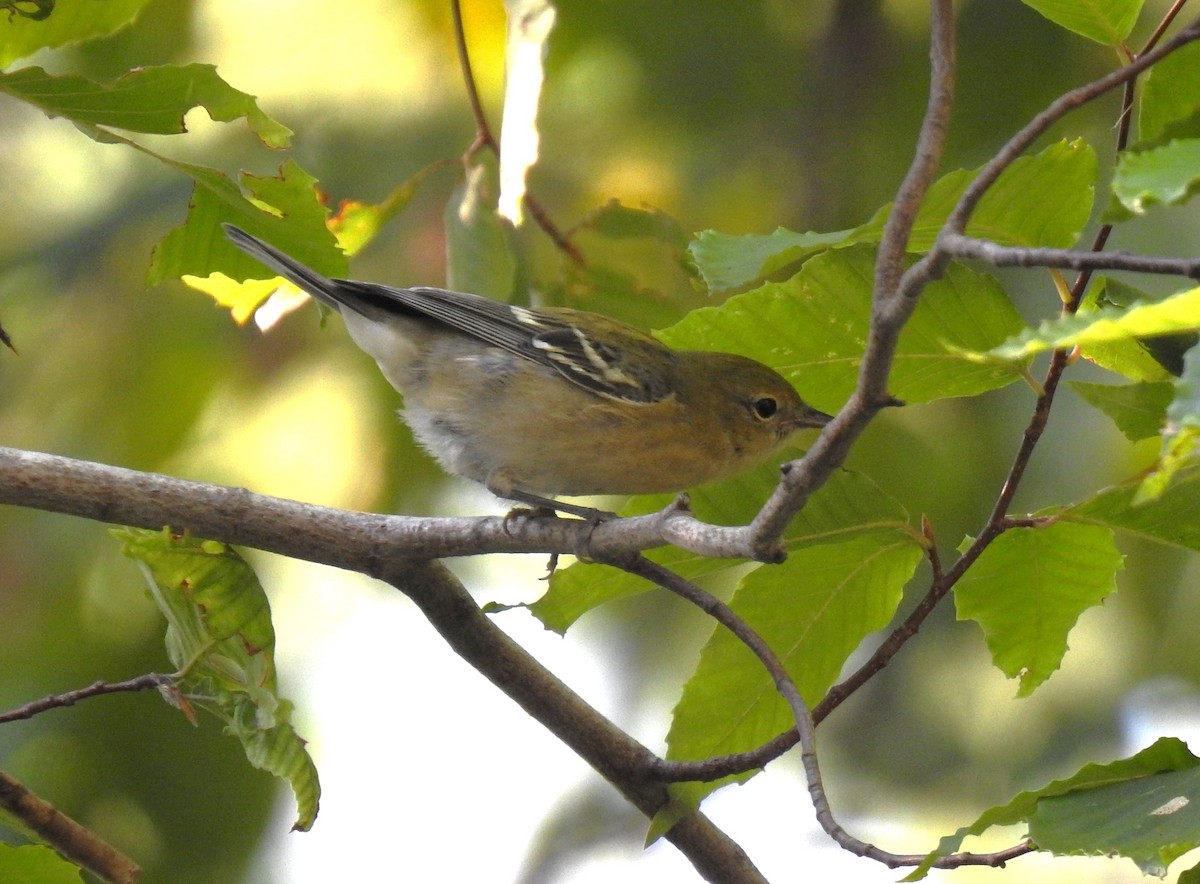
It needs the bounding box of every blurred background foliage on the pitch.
[2,0,1200,881]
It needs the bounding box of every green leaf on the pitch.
[0,64,291,148]
[857,139,1097,252]
[658,535,921,819]
[905,737,1200,880]
[330,161,445,257]
[529,467,913,632]
[156,157,342,296]
[1068,380,1173,440]
[444,157,518,300]
[0,0,153,67]
[954,523,1122,695]
[973,286,1200,362]
[661,246,1028,413]
[113,528,320,831]
[1066,457,1200,551]
[1078,278,1176,381]
[1030,765,1200,875]
[690,140,1096,292]
[1112,139,1200,214]
[0,843,83,883]
[1136,346,1200,502]
[688,227,857,293]
[1020,0,1142,44]
[1140,43,1200,144]
[580,199,687,249]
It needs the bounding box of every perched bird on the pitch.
[224,224,831,515]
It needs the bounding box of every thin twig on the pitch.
[447,0,585,264]
[0,769,142,883]
[0,674,178,724]
[610,554,870,856]
[621,553,1038,870]
[939,235,1200,278]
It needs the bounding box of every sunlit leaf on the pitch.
[971,287,1200,363]
[1136,346,1200,502]
[163,158,341,313]
[330,161,448,256]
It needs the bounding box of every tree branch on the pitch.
[0,447,807,565]
[939,234,1200,279]
[0,769,141,884]
[373,557,770,882]
[0,675,179,725]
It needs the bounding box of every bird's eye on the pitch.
[752,396,779,420]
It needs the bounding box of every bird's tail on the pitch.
[222,224,344,313]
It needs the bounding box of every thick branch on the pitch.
[0,769,141,883]
[0,446,781,564]
[374,557,768,883]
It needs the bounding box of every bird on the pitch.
[223,224,832,517]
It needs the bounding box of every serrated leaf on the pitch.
[113,528,319,831]
[1068,380,1173,440]
[661,246,1028,412]
[688,227,856,293]
[164,158,341,303]
[1113,139,1200,214]
[954,523,1122,695]
[529,467,912,632]
[858,139,1097,252]
[445,157,518,300]
[1136,347,1200,502]
[0,843,83,882]
[656,535,921,821]
[905,737,1200,880]
[1079,278,1176,381]
[0,0,152,67]
[1066,458,1200,550]
[0,64,291,148]
[1020,0,1142,44]
[691,141,1095,292]
[1030,765,1200,875]
[1141,43,1200,144]
[974,287,1200,362]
